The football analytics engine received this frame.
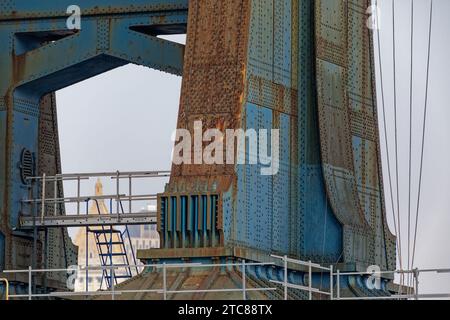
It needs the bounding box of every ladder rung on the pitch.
[97,242,123,245]
[104,275,132,280]
[91,229,122,234]
[99,253,127,257]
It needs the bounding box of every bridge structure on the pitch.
[0,0,397,299]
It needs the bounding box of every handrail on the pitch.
[3,261,275,300]
[0,278,9,301]
[26,170,171,181]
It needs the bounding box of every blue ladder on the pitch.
[91,225,138,289]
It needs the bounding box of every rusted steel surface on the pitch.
[90,265,270,300]
[159,0,395,272]
[314,0,396,270]
[0,0,397,296]
[0,2,188,290]
[159,0,251,250]
[37,93,78,286]
[0,0,189,20]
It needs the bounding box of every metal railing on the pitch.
[334,268,450,300]
[270,255,333,300]
[22,171,170,222]
[2,261,277,300]
[20,171,170,229]
[3,258,450,300]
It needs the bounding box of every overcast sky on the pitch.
[55,1,449,295]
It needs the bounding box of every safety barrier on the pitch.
[3,261,276,300]
[3,257,450,300]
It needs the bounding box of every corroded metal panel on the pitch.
[0,3,188,290]
[1,0,397,292]
[161,0,251,248]
[315,0,396,270]
[38,93,78,287]
[159,0,394,270]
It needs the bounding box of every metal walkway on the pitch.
[16,170,167,290]
[20,212,157,228]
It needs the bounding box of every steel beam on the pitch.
[19,212,157,229]
[0,0,189,21]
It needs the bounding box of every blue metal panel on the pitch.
[272,113,290,253]
[222,187,233,244]
[235,162,245,246]
[244,103,258,248]
[301,165,342,261]
[160,197,167,248]
[191,195,199,247]
[181,196,187,246]
[247,0,273,81]
[256,105,273,251]
[274,0,292,87]
[0,0,189,20]
[0,6,187,275]
[201,195,207,245]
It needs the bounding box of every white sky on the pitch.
[55,2,450,295]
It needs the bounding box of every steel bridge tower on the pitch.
[0,0,396,299]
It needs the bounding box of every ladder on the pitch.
[91,225,138,289]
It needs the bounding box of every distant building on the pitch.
[125,205,160,266]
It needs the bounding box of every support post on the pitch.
[337,270,340,300]
[77,176,80,215]
[53,178,57,216]
[242,260,246,300]
[31,180,37,291]
[330,265,334,300]
[111,268,115,300]
[28,266,32,300]
[284,255,288,300]
[414,269,419,300]
[85,226,88,294]
[129,175,132,214]
[43,228,49,292]
[163,263,167,300]
[308,260,312,300]
[41,173,46,223]
[116,171,120,217]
